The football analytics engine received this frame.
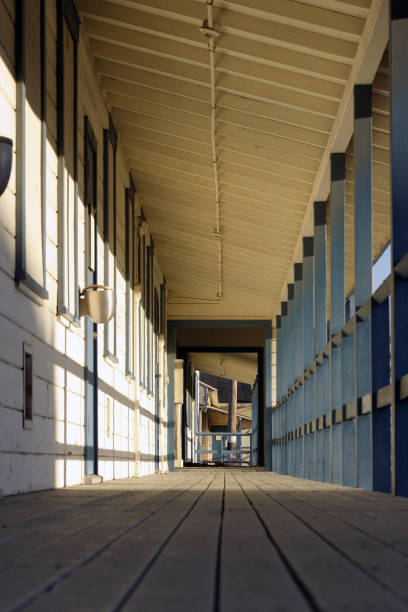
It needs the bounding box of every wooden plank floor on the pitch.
[1,468,408,611]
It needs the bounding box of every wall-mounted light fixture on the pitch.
[0,137,13,197]
[79,285,115,323]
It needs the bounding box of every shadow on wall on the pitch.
[0,9,140,495]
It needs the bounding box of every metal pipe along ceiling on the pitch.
[168,1,223,305]
[206,0,223,301]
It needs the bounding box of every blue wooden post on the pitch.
[287,283,295,475]
[194,370,200,463]
[302,237,314,480]
[265,323,273,471]
[294,263,303,478]
[330,153,346,485]
[314,201,328,482]
[167,324,176,471]
[354,84,373,490]
[372,297,391,492]
[390,1,408,496]
[281,301,288,474]
[252,377,259,466]
[342,325,356,487]
[275,318,281,472]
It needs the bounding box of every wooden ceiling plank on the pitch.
[217,137,320,173]
[103,80,332,149]
[204,0,365,39]
[216,55,345,101]
[135,179,215,207]
[93,39,341,117]
[217,123,324,161]
[121,130,213,159]
[113,110,210,144]
[101,77,211,118]
[111,0,358,60]
[125,139,212,168]
[217,108,329,148]
[133,170,216,200]
[97,60,336,132]
[127,148,214,178]
[143,195,301,238]
[130,159,215,189]
[107,88,330,149]
[219,162,312,194]
[85,16,349,98]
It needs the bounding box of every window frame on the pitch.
[15,0,48,299]
[103,114,119,365]
[84,116,98,277]
[125,180,136,379]
[56,0,80,325]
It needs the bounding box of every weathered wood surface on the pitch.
[1,468,408,611]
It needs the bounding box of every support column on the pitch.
[287,283,295,475]
[252,377,258,466]
[281,301,288,474]
[228,380,237,453]
[390,1,408,496]
[314,201,329,482]
[302,237,314,480]
[294,263,303,478]
[354,84,373,490]
[167,325,176,471]
[265,323,273,471]
[330,153,346,485]
[274,317,281,472]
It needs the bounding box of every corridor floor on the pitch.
[1,468,408,611]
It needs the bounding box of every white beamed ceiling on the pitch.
[78,0,388,321]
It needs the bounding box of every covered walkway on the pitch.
[2,468,408,611]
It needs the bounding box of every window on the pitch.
[15,0,48,298]
[57,0,80,323]
[103,115,118,364]
[125,180,136,378]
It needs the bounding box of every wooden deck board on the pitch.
[121,473,223,611]
[244,473,408,606]
[234,471,408,612]
[220,473,310,611]
[1,469,408,611]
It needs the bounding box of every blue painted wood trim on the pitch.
[303,238,314,369]
[167,324,176,471]
[372,298,391,492]
[330,153,346,335]
[125,187,135,378]
[314,202,327,355]
[84,115,99,477]
[354,84,373,490]
[330,153,346,484]
[15,0,48,300]
[56,0,80,324]
[390,4,408,496]
[354,85,373,308]
[103,117,118,362]
[169,320,272,469]
[265,323,273,471]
